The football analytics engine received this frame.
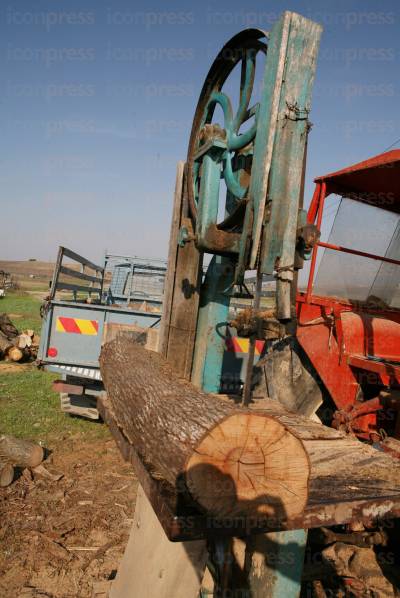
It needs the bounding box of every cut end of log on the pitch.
[186,413,309,520]
[8,346,23,362]
[26,444,45,468]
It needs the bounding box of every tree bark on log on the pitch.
[0,460,14,487]
[100,338,400,523]
[0,331,13,355]
[0,435,44,468]
[0,313,19,338]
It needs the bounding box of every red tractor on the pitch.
[253,150,400,595]
[297,150,400,452]
[257,151,400,445]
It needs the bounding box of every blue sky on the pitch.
[1,0,399,262]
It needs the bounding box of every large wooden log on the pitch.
[0,435,44,468]
[100,337,400,524]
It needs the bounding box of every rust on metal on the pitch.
[52,380,84,395]
[197,224,241,255]
[297,223,320,254]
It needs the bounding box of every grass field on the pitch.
[0,291,43,334]
[0,367,108,442]
[0,291,108,443]
[0,287,128,598]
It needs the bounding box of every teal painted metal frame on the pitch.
[190,10,322,597]
[191,255,234,392]
[190,13,321,292]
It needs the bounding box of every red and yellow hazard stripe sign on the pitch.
[225,337,264,355]
[56,316,99,335]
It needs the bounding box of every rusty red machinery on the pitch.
[297,150,400,450]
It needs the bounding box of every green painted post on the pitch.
[261,13,322,320]
[191,255,234,393]
[245,530,308,596]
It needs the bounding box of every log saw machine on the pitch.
[160,12,322,596]
[100,10,400,598]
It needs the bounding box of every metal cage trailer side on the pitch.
[37,246,166,419]
[104,253,166,311]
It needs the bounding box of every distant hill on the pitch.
[0,260,55,278]
[0,260,79,292]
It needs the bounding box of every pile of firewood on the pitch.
[0,313,39,362]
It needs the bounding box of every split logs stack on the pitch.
[100,337,400,530]
[0,313,39,362]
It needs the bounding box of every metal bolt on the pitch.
[178,226,194,247]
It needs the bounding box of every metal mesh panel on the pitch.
[104,255,167,305]
[126,268,165,300]
[109,267,129,296]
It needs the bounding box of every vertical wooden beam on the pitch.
[159,161,202,379]
[158,161,185,358]
[109,486,208,598]
[49,245,64,299]
[261,12,322,318]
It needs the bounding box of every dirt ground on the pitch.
[0,436,137,598]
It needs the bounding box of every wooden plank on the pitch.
[49,246,64,299]
[61,246,104,273]
[158,161,184,357]
[55,282,101,294]
[166,219,201,379]
[109,485,207,598]
[158,162,202,379]
[261,14,322,277]
[104,182,207,590]
[248,11,290,269]
[145,328,159,352]
[59,265,102,285]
